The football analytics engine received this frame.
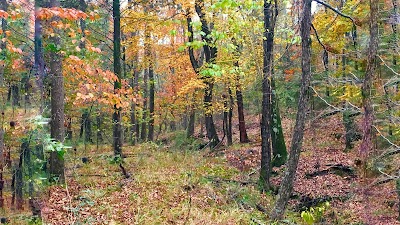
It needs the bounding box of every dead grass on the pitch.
[39,143,295,225]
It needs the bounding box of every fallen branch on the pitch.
[119,163,131,179]
[305,164,356,178]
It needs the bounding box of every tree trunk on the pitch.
[96,112,103,147]
[49,0,65,183]
[148,68,155,141]
[227,89,233,146]
[260,0,278,192]
[223,94,229,144]
[392,0,398,65]
[360,0,378,157]
[141,68,148,142]
[0,129,3,208]
[113,0,123,156]
[204,82,219,147]
[34,1,46,113]
[271,0,312,219]
[66,116,72,140]
[0,0,7,88]
[235,75,250,143]
[271,78,287,167]
[11,85,20,107]
[186,0,220,148]
[187,109,195,138]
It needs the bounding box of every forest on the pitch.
[0,0,398,224]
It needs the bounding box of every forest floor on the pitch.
[2,114,400,224]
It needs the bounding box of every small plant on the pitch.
[300,202,330,225]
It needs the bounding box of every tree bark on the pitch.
[392,0,398,65]
[227,89,233,146]
[49,0,65,183]
[0,0,7,88]
[34,0,46,113]
[360,0,378,158]
[187,1,220,147]
[141,68,148,142]
[235,73,250,143]
[148,68,155,141]
[113,0,123,156]
[271,0,312,219]
[260,0,278,192]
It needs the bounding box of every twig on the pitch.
[310,86,340,110]
[372,125,400,149]
[378,55,400,77]
[314,0,358,25]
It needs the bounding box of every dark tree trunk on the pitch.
[16,141,29,210]
[204,82,219,147]
[96,113,103,147]
[15,150,23,209]
[231,40,250,143]
[227,89,233,146]
[170,120,176,131]
[0,129,3,208]
[148,68,155,141]
[235,75,250,143]
[187,109,195,138]
[34,0,46,113]
[271,0,312,219]
[85,113,92,143]
[11,85,20,107]
[141,68,148,142]
[186,0,220,147]
[49,0,65,183]
[260,0,278,192]
[66,116,72,140]
[80,110,93,143]
[223,94,229,143]
[0,0,7,87]
[113,0,123,156]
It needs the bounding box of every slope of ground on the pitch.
[223,113,400,225]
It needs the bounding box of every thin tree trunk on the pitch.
[223,94,229,144]
[187,109,195,138]
[49,0,65,183]
[113,0,123,156]
[235,75,250,143]
[130,77,136,144]
[66,116,72,140]
[134,69,140,142]
[148,68,155,141]
[0,0,7,88]
[141,68,148,142]
[34,1,46,113]
[0,129,3,208]
[227,89,233,146]
[271,0,312,219]
[392,0,398,65]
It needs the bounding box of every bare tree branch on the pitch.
[313,0,358,25]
